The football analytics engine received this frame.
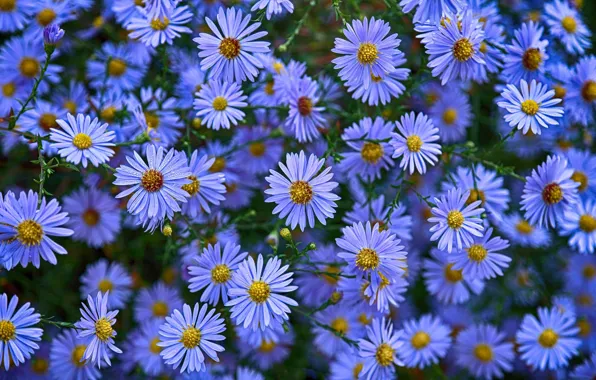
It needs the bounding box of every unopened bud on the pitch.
[280,228,292,241]
[306,242,316,251]
[162,225,173,237]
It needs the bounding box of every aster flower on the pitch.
[400,0,465,24]
[180,150,226,218]
[294,244,343,307]
[131,319,167,376]
[284,76,326,143]
[264,151,339,231]
[237,321,295,370]
[497,79,564,135]
[158,302,226,373]
[25,0,71,39]
[454,324,514,379]
[251,0,294,20]
[75,291,122,368]
[127,4,192,47]
[499,212,551,248]
[194,80,247,130]
[0,294,43,370]
[428,187,485,253]
[544,0,591,55]
[134,87,185,147]
[330,350,365,380]
[450,227,511,280]
[226,254,298,330]
[134,282,183,322]
[56,81,89,115]
[566,56,596,126]
[87,42,147,94]
[0,190,73,269]
[397,314,452,368]
[566,148,596,197]
[521,155,580,228]
[502,21,549,84]
[429,87,472,143]
[50,329,102,380]
[195,7,270,83]
[363,268,409,313]
[80,259,132,310]
[516,307,581,371]
[340,116,394,181]
[346,56,410,106]
[231,126,283,175]
[313,305,365,357]
[50,113,116,168]
[358,318,404,380]
[560,199,596,254]
[188,242,248,306]
[114,145,192,224]
[332,17,402,89]
[0,1,33,32]
[391,112,441,175]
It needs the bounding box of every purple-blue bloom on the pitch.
[0,294,43,370]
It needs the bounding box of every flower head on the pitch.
[391,112,442,175]
[450,227,511,280]
[358,318,404,380]
[0,294,43,370]
[194,80,247,130]
[80,259,132,310]
[134,282,183,322]
[397,314,452,368]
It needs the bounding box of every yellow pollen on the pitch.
[180,326,201,349]
[149,337,162,354]
[375,343,394,367]
[108,58,127,77]
[542,183,563,204]
[467,244,488,262]
[19,57,40,78]
[444,263,463,283]
[406,135,423,152]
[474,343,493,362]
[297,96,313,116]
[356,248,379,271]
[97,279,113,293]
[579,214,596,232]
[357,42,379,65]
[273,62,284,74]
[360,142,384,164]
[212,96,228,111]
[37,8,56,27]
[95,318,113,342]
[39,113,57,131]
[93,16,104,29]
[249,142,266,157]
[410,331,431,349]
[264,81,274,95]
[64,100,77,114]
[259,340,276,353]
[479,42,488,54]
[248,280,270,304]
[289,180,313,204]
[330,291,343,304]
[358,313,371,325]
[0,320,15,341]
[577,319,591,337]
[521,99,539,116]
[577,293,593,306]
[152,301,168,317]
[453,38,474,62]
[352,362,364,379]
[522,48,542,71]
[101,106,117,122]
[211,264,231,284]
[331,317,349,335]
[582,80,596,102]
[571,171,588,192]
[219,37,241,60]
[141,169,164,192]
[71,345,87,367]
[561,16,577,33]
[134,0,144,5]
[583,264,596,279]
[144,111,160,130]
[150,17,169,30]
[0,0,16,12]
[322,265,341,285]
[517,271,530,287]
[516,220,533,234]
[554,85,567,99]
[466,189,485,205]
[2,82,15,97]
[17,219,43,246]
[182,175,200,196]
[31,358,49,374]
[73,133,92,149]
[442,108,457,125]
[209,157,226,172]
[447,210,464,229]
[538,328,558,348]
[379,272,391,289]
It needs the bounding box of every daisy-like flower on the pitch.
[450,227,511,280]
[113,145,192,224]
[251,0,294,20]
[400,0,465,24]
[397,314,451,368]
[347,56,410,106]
[0,1,33,33]
[544,0,591,55]
[566,148,596,197]
[294,244,343,307]
[158,302,226,373]
[264,151,340,231]
[127,3,192,47]
[188,242,248,306]
[497,79,563,135]
[429,87,472,143]
[358,318,404,380]
[87,42,148,94]
[363,270,409,312]
[134,282,183,322]
[131,320,166,376]
[313,305,365,357]
[195,7,270,83]
[566,56,596,126]
[237,321,295,370]
[330,351,366,380]
[284,76,326,143]
[80,259,132,310]
[0,190,73,269]
[332,17,401,89]
[0,294,43,370]
[181,150,226,218]
[337,221,407,293]
[521,155,580,228]
[428,187,485,253]
[194,80,247,130]
[391,112,441,175]
[502,21,549,84]
[50,113,116,168]
[232,126,283,175]
[560,199,596,254]
[340,117,394,181]
[454,324,514,379]
[426,11,486,85]
[50,329,101,380]
[75,291,122,368]
[226,254,298,330]
[516,306,581,371]
[499,212,551,248]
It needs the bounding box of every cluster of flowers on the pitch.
[0,0,594,378]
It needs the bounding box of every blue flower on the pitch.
[397,314,451,368]
[134,281,183,322]
[516,307,581,371]
[265,151,340,231]
[87,42,148,94]
[358,317,404,380]
[566,56,596,127]
[571,352,596,379]
[399,0,465,24]
[131,319,166,376]
[251,0,294,20]
[329,351,365,380]
[75,291,122,368]
[560,198,596,255]
[284,76,326,142]
[294,244,343,307]
[501,21,548,84]
[188,242,248,306]
[429,86,472,143]
[391,112,442,175]
[544,0,591,55]
[134,86,185,147]
[0,1,33,32]
[175,66,206,109]
[226,254,298,330]
[194,80,247,130]
[0,294,43,370]
[450,227,511,280]
[332,17,402,90]
[25,0,71,40]
[56,80,89,115]
[195,7,270,83]
[454,324,514,379]
[231,126,283,175]
[237,321,295,370]
[158,302,226,373]
[565,148,596,197]
[0,190,73,269]
[80,259,132,310]
[127,3,192,47]
[499,212,551,248]
[521,155,580,228]
[181,150,226,217]
[50,329,102,380]
[112,0,144,27]
[346,56,410,106]
[313,304,365,357]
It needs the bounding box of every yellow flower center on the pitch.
[101,106,117,122]
[2,82,15,97]
[453,38,474,62]
[330,291,343,304]
[259,339,276,352]
[181,175,200,196]
[19,57,40,78]
[371,73,383,83]
[442,108,457,125]
[406,135,423,152]
[108,58,127,77]
[561,16,577,33]
[516,220,533,234]
[289,180,313,204]
[219,37,241,60]
[144,111,160,130]
[466,189,485,205]
[474,343,493,362]
[249,142,266,157]
[357,42,379,65]
[248,280,270,304]
[358,313,371,325]
[571,171,588,192]
[582,80,596,102]
[579,214,596,233]
[479,42,488,54]
[98,278,113,293]
[410,331,431,349]
[583,264,596,279]
[37,8,56,26]
[297,96,313,116]
[180,326,201,349]
[521,99,539,116]
[71,345,87,367]
[31,358,49,374]
[375,343,394,367]
[352,362,364,379]
[209,157,226,172]
[538,328,558,348]
[64,100,77,114]
[95,318,113,342]
[577,319,591,337]
[356,248,379,271]
[0,0,16,12]
[554,84,567,99]
[93,16,104,28]
[17,219,43,246]
[211,264,231,284]
[447,210,464,229]
[577,293,593,306]
[152,301,168,317]
[73,133,93,149]
[444,263,463,283]
[149,337,161,354]
[264,81,274,95]
[141,169,164,192]
[273,62,284,74]
[135,0,144,5]
[541,183,563,204]
[322,265,341,285]
[39,113,57,131]
[212,96,228,111]
[360,142,384,164]
[331,317,349,335]
[522,48,542,71]
[0,320,15,341]
[150,17,169,30]
[467,244,488,262]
